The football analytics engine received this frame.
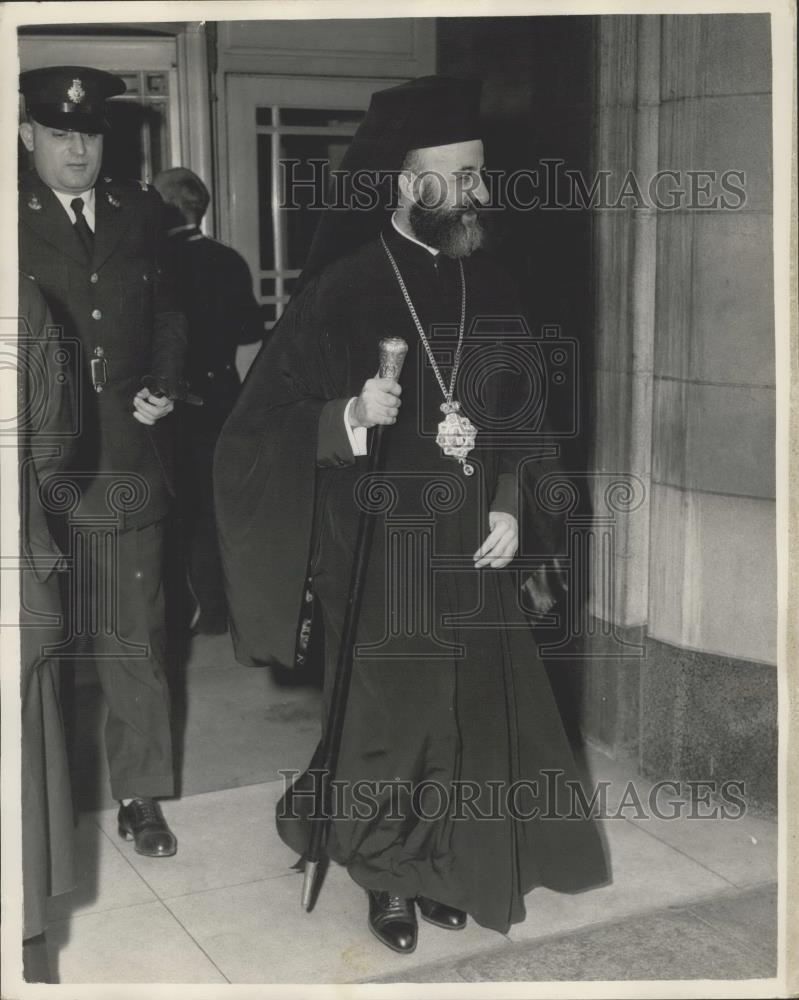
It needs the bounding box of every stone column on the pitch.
[644,14,776,807]
[588,14,776,807]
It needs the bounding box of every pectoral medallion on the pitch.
[437,401,477,475]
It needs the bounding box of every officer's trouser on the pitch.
[74,520,174,800]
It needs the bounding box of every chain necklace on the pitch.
[380,233,478,475]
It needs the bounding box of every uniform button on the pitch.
[207,371,215,379]
[90,272,99,284]
[91,308,102,320]
[142,272,150,282]
[134,570,143,580]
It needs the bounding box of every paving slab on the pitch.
[92,781,299,899]
[47,813,156,922]
[580,745,777,886]
[507,816,731,943]
[628,810,777,888]
[166,859,507,983]
[47,900,227,984]
[173,661,320,791]
[67,631,322,809]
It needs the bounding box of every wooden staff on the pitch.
[302,336,408,910]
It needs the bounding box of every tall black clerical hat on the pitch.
[19,66,126,133]
[300,75,482,281]
[340,75,483,175]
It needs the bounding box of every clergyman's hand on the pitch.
[132,387,175,426]
[474,511,519,569]
[349,376,402,428]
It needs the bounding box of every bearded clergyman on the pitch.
[215,76,608,953]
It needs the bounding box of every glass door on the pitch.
[223,75,401,363]
[254,104,364,326]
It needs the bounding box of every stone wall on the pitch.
[589,14,776,808]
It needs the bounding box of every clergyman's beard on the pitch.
[409,201,486,258]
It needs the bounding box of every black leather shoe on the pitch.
[118,799,177,857]
[367,890,417,953]
[417,895,467,930]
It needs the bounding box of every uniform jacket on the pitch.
[18,169,187,528]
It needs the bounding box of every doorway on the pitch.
[220,75,401,369]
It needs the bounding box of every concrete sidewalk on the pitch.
[43,763,777,984]
[41,632,779,985]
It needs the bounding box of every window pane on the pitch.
[256,133,275,271]
[256,106,275,128]
[118,72,140,95]
[103,70,170,182]
[279,132,355,271]
[147,102,169,179]
[146,73,168,96]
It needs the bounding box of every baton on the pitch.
[301,336,408,910]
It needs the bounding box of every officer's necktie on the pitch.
[70,197,94,258]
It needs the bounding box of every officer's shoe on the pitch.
[416,895,467,930]
[118,798,177,858]
[367,890,418,953]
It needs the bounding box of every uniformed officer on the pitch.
[18,66,187,857]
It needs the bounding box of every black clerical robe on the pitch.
[215,227,608,932]
[19,275,76,939]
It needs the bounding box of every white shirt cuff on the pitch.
[344,397,368,456]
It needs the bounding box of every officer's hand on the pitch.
[132,387,175,426]
[474,511,518,568]
[349,376,402,428]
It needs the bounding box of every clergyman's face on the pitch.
[19,120,103,194]
[406,139,489,257]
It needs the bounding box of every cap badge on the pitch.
[27,195,42,211]
[105,191,121,209]
[67,78,86,104]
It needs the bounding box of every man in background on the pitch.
[18,66,186,857]
[154,167,262,635]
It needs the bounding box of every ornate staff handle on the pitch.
[378,336,408,381]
